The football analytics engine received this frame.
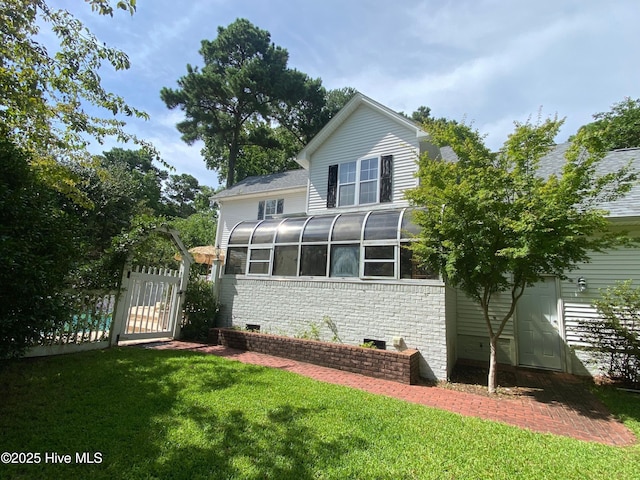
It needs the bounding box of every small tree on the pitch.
[406,118,637,393]
[587,281,640,387]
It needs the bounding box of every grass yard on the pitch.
[0,348,639,480]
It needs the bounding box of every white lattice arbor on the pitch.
[109,227,193,345]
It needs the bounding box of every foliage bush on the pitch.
[586,281,640,387]
[180,276,219,341]
[0,137,77,358]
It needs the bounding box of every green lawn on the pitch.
[0,348,638,480]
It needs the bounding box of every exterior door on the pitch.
[517,278,563,370]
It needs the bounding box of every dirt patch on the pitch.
[438,364,529,398]
[438,364,599,400]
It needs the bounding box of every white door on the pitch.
[517,278,563,370]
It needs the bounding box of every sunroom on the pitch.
[223,208,438,282]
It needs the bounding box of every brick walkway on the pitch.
[143,340,636,446]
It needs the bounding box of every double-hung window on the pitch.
[258,198,284,220]
[328,155,392,208]
[337,158,378,207]
[338,161,357,206]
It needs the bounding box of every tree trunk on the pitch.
[488,334,498,394]
[226,142,237,189]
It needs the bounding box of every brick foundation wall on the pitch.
[217,277,450,381]
[211,328,421,384]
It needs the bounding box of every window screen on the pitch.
[225,247,247,274]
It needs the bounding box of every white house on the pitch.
[211,92,640,381]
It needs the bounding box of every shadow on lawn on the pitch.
[0,348,368,480]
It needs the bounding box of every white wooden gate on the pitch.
[111,265,188,343]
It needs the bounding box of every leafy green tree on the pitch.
[161,18,293,187]
[162,19,352,187]
[406,118,637,393]
[0,0,153,204]
[0,138,78,358]
[573,97,640,150]
[164,173,201,218]
[99,148,168,216]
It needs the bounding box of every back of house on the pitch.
[211,92,640,382]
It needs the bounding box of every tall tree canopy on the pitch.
[573,97,640,151]
[0,0,153,203]
[161,18,354,188]
[406,118,637,393]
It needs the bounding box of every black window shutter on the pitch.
[276,199,284,215]
[327,164,338,208]
[380,155,393,203]
[257,200,265,220]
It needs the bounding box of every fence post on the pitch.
[109,262,132,347]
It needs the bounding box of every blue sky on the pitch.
[51,0,640,189]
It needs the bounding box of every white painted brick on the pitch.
[218,278,451,380]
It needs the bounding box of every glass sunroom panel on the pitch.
[300,245,327,276]
[228,222,257,245]
[225,248,247,274]
[364,210,401,240]
[330,244,359,277]
[364,262,394,277]
[400,244,439,279]
[275,217,306,244]
[331,213,365,241]
[400,209,422,239]
[273,246,298,276]
[302,215,334,243]
[251,219,281,244]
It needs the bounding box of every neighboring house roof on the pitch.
[211,169,308,200]
[537,143,640,219]
[295,92,429,169]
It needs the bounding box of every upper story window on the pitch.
[328,155,393,208]
[258,198,284,220]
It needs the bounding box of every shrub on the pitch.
[180,277,219,341]
[588,281,640,387]
[0,138,77,358]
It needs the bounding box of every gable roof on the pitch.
[295,92,429,169]
[211,169,308,201]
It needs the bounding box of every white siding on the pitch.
[560,239,640,375]
[456,291,516,338]
[307,104,421,214]
[216,190,307,250]
[456,290,517,364]
[454,230,640,375]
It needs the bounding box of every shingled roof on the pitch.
[212,169,308,200]
[537,144,640,219]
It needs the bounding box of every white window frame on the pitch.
[337,157,380,207]
[258,198,284,220]
[247,247,273,276]
[360,243,397,279]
